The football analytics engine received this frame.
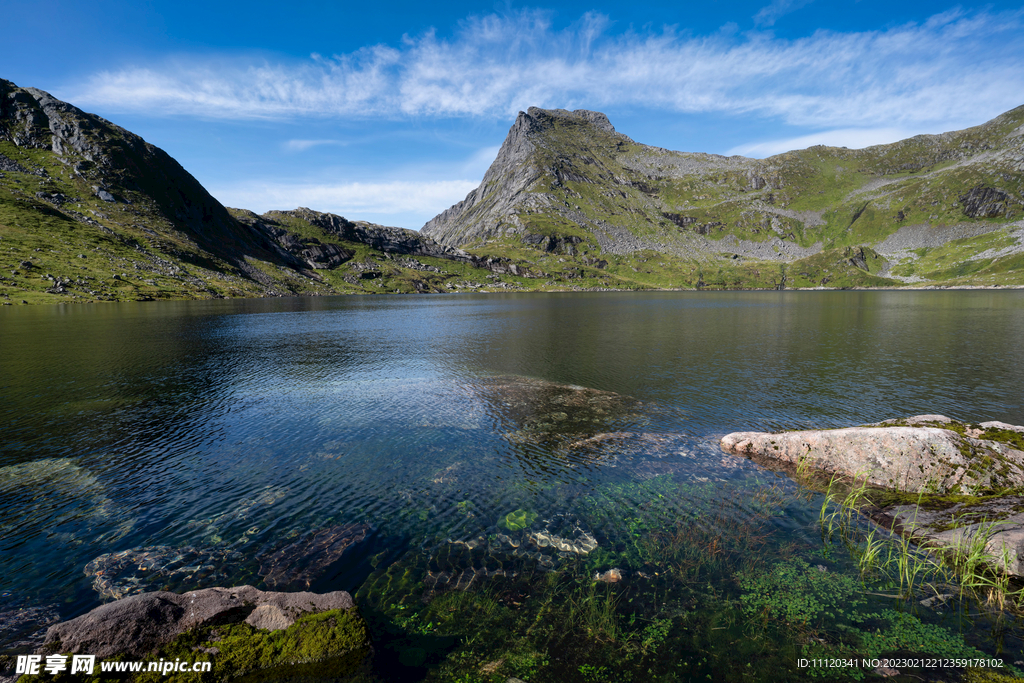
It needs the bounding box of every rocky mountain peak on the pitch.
[421,106,626,247]
[525,107,617,134]
[475,107,619,184]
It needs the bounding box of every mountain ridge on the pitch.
[1,78,544,303]
[423,104,1024,284]
[2,77,1024,305]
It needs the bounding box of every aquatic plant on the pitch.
[855,528,884,579]
[500,509,537,531]
[816,478,1024,610]
[818,472,872,543]
[738,557,866,630]
[566,581,624,643]
[856,609,1021,677]
[350,467,1023,683]
[946,515,1023,611]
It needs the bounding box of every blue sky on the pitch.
[3,0,1023,229]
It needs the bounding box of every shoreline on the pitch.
[4,283,1024,307]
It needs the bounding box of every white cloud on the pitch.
[68,8,1024,133]
[727,127,917,157]
[753,0,817,27]
[283,139,346,152]
[210,178,478,223]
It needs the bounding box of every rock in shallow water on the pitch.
[84,521,371,599]
[0,602,61,652]
[0,458,128,542]
[593,568,624,583]
[875,497,1024,576]
[43,585,357,658]
[720,415,1024,495]
[721,414,1024,578]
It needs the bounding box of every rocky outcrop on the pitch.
[722,415,1024,578]
[0,151,29,174]
[42,586,356,659]
[521,233,583,255]
[720,415,1024,495]
[420,108,544,247]
[1,80,226,236]
[252,208,537,277]
[875,497,1024,576]
[234,212,354,271]
[284,208,473,261]
[959,185,1012,218]
[419,100,1024,278]
[0,79,285,285]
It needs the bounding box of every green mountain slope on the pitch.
[423,107,1024,288]
[3,78,1023,306]
[0,79,526,304]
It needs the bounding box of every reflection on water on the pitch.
[1,291,1023,678]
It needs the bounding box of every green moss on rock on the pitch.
[22,608,373,683]
[149,608,371,682]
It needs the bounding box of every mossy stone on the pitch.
[147,608,372,682]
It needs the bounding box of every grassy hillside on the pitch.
[426,106,1024,289]
[3,80,1024,306]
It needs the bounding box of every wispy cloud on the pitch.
[211,179,478,219]
[727,127,917,157]
[753,0,817,27]
[69,8,1024,132]
[283,139,346,152]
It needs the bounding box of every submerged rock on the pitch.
[423,567,514,592]
[258,522,371,590]
[0,602,61,652]
[593,568,624,583]
[526,527,598,555]
[472,376,648,448]
[180,484,290,545]
[85,522,371,600]
[0,458,129,542]
[720,415,1024,495]
[85,545,245,600]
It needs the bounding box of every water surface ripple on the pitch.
[1,290,1023,661]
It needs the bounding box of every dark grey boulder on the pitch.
[43,585,354,658]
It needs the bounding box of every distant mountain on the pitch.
[423,106,1024,288]
[2,79,1023,306]
[0,79,518,304]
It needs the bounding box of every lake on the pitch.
[2,290,1023,681]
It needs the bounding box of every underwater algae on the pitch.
[10,377,1024,682]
